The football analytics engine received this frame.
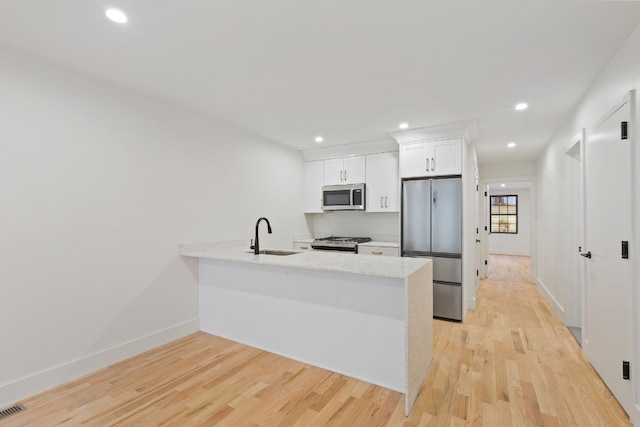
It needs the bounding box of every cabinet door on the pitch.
[293,242,314,251]
[401,139,462,177]
[323,158,344,185]
[366,151,399,212]
[343,155,366,184]
[432,138,462,175]
[358,245,399,257]
[304,161,324,213]
[400,142,431,178]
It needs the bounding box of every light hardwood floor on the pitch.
[1,255,631,426]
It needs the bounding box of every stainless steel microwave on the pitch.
[322,183,366,211]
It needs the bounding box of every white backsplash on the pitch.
[307,211,400,242]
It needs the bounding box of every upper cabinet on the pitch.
[400,138,462,178]
[323,155,366,185]
[304,160,324,213]
[366,151,399,212]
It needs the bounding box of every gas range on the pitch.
[311,236,372,253]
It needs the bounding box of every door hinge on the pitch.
[623,361,630,380]
[476,269,479,277]
[621,121,628,140]
[485,260,488,265]
[476,227,479,234]
[484,191,488,197]
[476,184,479,191]
[622,241,629,259]
[484,226,488,231]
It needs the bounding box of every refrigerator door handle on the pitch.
[433,189,437,209]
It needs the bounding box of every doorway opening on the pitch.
[484,181,533,280]
[564,138,583,346]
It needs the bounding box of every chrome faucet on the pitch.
[251,217,272,255]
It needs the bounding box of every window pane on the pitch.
[489,194,518,233]
[490,216,500,232]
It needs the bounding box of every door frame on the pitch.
[630,89,640,425]
[478,175,536,282]
[563,131,585,331]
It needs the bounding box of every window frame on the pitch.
[489,194,518,234]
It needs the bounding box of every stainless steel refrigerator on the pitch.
[402,176,462,321]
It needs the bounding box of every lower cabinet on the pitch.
[293,241,314,251]
[358,244,399,257]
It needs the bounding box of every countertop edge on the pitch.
[179,242,427,279]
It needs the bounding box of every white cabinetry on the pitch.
[366,151,399,212]
[358,243,399,257]
[293,241,314,251]
[304,160,324,213]
[400,138,461,178]
[324,156,366,185]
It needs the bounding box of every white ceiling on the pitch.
[488,181,531,191]
[1,1,639,164]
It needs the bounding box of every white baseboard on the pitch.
[0,318,199,408]
[535,277,565,320]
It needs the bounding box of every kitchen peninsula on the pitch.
[179,241,433,415]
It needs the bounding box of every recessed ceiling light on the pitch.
[399,122,409,129]
[501,184,506,188]
[507,142,516,148]
[515,102,528,111]
[314,136,323,143]
[106,9,128,24]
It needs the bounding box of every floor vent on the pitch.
[0,403,26,420]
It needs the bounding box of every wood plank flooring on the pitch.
[1,255,631,426]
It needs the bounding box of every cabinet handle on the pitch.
[385,196,388,208]
[372,251,383,255]
[344,169,347,182]
[340,170,343,182]
[426,158,429,171]
[380,196,384,208]
[431,158,435,171]
[300,246,308,250]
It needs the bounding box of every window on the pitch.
[490,195,518,233]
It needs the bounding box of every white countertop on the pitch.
[179,242,426,279]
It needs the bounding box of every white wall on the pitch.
[488,188,531,256]
[0,44,308,406]
[309,212,399,242]
[535,23,640,424]
[479,161,536,178]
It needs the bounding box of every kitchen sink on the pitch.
[247,249,301,256]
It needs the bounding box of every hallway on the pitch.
[487,254,532,283]
[423,254,629,425]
